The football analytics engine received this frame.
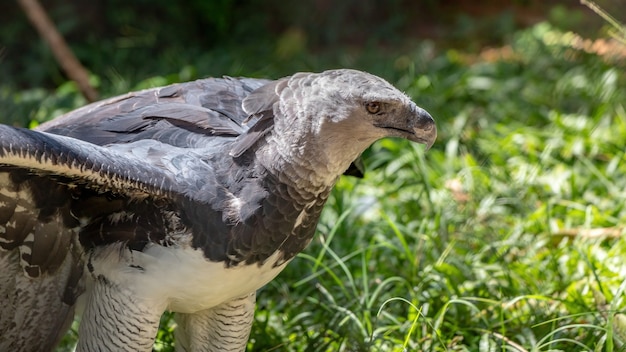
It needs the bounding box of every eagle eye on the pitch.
[365,102,381,114]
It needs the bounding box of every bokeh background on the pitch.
[1,0,622,126]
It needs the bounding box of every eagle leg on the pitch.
[77,275,164,352]
[174,292,256,352]
[0,250,76,352]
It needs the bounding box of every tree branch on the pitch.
[17,0,98,102]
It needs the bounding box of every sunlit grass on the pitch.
[248,23,626,351]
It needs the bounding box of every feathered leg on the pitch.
[76,275,164,352]
[174,292,256,352]
[0,250,77,352]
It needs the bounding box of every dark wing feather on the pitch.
[229,78,288,157]
[241,79,284,116]
[0,125,189,350]
[229,111,275,158]
[38,76,271,147]
[135,103,243,134]
[0,126,183,201]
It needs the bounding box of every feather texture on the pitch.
[0,69,436,351]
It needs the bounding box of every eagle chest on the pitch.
[187,172,330,268]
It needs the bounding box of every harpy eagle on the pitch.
[0,69,436,351]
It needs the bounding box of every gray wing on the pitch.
[0,126,202,351]
[38,77,273,149]
[0,76,286,351]
[0,125,186,267]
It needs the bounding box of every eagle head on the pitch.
[241,69,437,186]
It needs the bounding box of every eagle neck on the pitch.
[255,138,342,195]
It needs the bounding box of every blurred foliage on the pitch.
[1,0,616,126]
[0,0,413,126]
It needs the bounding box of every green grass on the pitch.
[10,21,626,351]
[243,24,626,351]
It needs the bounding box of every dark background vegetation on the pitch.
[0,0,620,127]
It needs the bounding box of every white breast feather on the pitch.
[87,243,290,314]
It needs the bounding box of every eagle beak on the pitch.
[410,106,437,150]
[375,105,437,150]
